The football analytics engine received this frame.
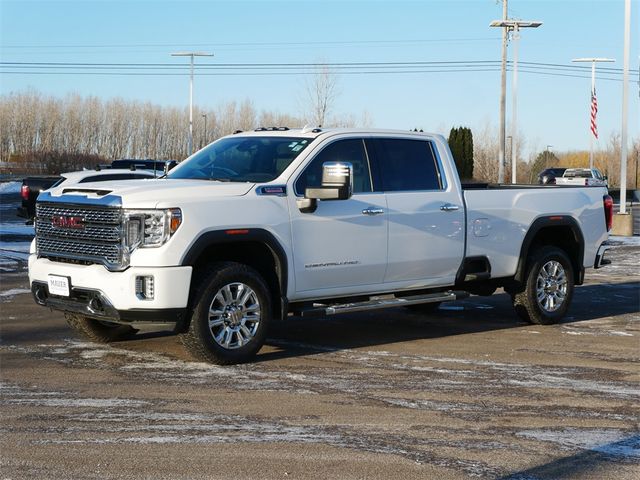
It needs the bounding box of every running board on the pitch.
[300,291,469,318]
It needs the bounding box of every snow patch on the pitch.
[517,428,640,459]
[0,181,20,194]
[607,235,640,246]
[0,288,31,298]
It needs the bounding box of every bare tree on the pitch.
[305,65,339,127]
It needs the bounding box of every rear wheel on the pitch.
[512,246,574,325]
[65,314,137,343]
[181,262,271,365]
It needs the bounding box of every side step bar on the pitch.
[300,291,469,318]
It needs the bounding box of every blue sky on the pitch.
[1,0,638,156]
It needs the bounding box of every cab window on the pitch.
[295,139,372,194]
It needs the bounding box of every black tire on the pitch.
[512,246,574,325]
[64,313,137,343]
[406,302,441,314]
[181,262,271,365]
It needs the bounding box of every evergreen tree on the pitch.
[448,126,474,179]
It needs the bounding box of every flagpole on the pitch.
[590,62,596,169]
[572,58,615,170]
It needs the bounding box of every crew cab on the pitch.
[28,128,613,364]
[555,168,608,187]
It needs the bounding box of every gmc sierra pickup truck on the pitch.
[28,128,613,364]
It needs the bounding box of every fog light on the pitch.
[135,275,154,300]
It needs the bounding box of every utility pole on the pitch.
[619,0,631,215]
[171,51,213,156]
[572,57,615,169]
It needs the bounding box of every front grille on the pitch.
[36,202,125,270]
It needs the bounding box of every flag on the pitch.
[590,88,598,139]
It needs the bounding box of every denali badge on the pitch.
[51,215,85,229]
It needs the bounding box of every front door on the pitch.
[288,138,388,296]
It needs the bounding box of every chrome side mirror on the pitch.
[297,162,353,213]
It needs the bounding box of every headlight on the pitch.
[124,208,182,250]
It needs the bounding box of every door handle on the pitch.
[440,203,460,212]
[362,208,385,216]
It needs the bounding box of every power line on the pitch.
[1,60,634,73]
[0,37,501,49]
[0,68,629,82]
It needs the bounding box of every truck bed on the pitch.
[463,185,608,279]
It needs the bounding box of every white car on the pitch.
[555,168,608,187]
[28,128,612,364]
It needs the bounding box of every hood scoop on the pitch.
[62,188,112,197]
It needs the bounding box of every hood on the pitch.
[44,178,255,208]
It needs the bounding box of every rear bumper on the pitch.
[16,206,31,220]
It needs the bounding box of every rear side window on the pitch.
[374,138,442,191]
[295,139,372,194]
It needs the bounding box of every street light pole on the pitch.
[571,57,615,170]
[511,24,520,184]
[171,51,213,156]
[491,19,542,184]
[619,0,631,215]
[493,0,508,184]
[202,113,208,149]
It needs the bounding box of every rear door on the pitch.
[370,136,465,287]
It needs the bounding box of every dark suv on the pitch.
[538,168,567,185]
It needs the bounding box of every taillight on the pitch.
[603,195,613,231]
[20,185,29,201]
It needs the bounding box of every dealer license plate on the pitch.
[48,275,70,297]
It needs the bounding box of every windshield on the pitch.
[564,170,591,178]
[167,136,313,182]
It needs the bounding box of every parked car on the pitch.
[555,168,608,187]
[29,128,612,365]
[537,167,567,185]
[17,169,156,222]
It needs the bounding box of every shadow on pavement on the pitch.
[257,282,639,363]
[498,433,640,480]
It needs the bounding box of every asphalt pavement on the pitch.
[1,185,639,479]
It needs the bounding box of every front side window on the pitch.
[375,138,442,192]
[168,136,312,182]
[295,139,372,194]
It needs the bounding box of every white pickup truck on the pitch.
[555,168,608,187]
[29,128,613,364]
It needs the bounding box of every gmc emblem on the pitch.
[51,215,85,229]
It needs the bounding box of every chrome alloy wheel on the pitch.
[208,282,261,349]
[535,260,567,313]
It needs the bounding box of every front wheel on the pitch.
[181,262,271,365]
[512,246,574,325]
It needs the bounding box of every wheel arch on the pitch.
[514,216,585,286]
[180,229,288,326]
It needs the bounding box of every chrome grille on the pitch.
[37,238,121,265]
[36,204,121,224]
[36,202,124,270]
[37,223,122,242]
